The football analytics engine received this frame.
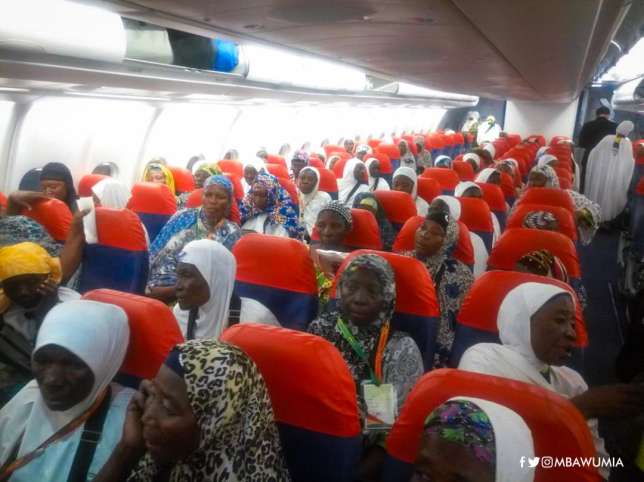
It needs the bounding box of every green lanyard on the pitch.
[336,318,380,385]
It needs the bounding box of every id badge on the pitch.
[362,381,397,432]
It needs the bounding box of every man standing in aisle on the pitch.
[578,106,617,193]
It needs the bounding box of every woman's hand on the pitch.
[571,384,644,419]
[7,191,49,215]
[120,390,146,456]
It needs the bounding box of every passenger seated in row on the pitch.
[400,208,474,368]
[240,172,303,238]
[392,167,429,216]
[147,175,240,303]
[0,243,81,404]
[290,149,309,181]
[414,398,534,482]
[141,162,175,195]
[92,339,290,481]
[365,158,390,192]
[455,181,501,241]
[297,166,331,238]
[39,162,79,213]
[91,178,131,209]
[521,165,600,245]
[459,282,644,480]
[173,239,278,339]
[339,159,369,207]
[353,193,395,251]
[0,300,132,481]
[308,253,423,412]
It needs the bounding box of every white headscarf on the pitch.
[536,146,548,158]
[91,178,131,209]
[463,153,481,169]
[446,396,535,482]
[585,120,635,221]
[0,300,129,463]
[537,154,558,168]
[433,195,461,220]
[475,168,498,183]
[297,166,320,202]
[434,155,452,168]
[497,282,572,371]
[454,181,481,198]
[191,159,210,175]
[338,158,367,204]
[393,166,418,199]
[172,239,236,340]
[481,143,496,159]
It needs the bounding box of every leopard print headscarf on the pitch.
[127,339,291,482]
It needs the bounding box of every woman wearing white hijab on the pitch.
[463,153,481,173]
[477,116,501,145]
[455,181,501,243]
[173,239,278,340]
[297,166,332,236]
[0,300,133,481]
[431,195,488,278]
[414,396,535,482]
[392,166,429,216]
[536,154,558,169]
[338,158,369,207]
[91,178,130,209]
[585,120,635,221]
[365,158,390,192]
[458,282,644,480]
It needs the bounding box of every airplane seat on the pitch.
[498,171,516,204]
[222,172,245,201]
[21,198,72,243]
[458,198,494,252]
[517,187,576,214]
[507,203,578,241]
[277,177,299,205]
[221,324,362,482]
[323,144,347,158]
[232,234,318,330]
[373,190,417,231]
[127,182,177,242]
[376,144,401,172]
[372,152,393,177]
[266,154,287,167]
[452,160,475,181]
[383,369,600,482]
[416,177,441,204]
[184,188,241,224]
[368,138,382,149]
[311,208,383,250]
[487,228,582,285]
[317,167,339,199]
[78,207,149,294]
[0,192,6,211]
[82,288,184,388]
[217,159,244,178]
[167,166,195,194]
[331,155,351,178]
[333,250,441,370]
[476,182,507,230]
[420,168,460,194]
[392,215,475,269]
[308,157,325,169]
[449,270,587,367]
[265,162,290,179]
[78,174,107,197]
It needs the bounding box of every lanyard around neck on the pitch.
[336,317,390,385]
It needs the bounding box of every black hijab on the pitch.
[40,162,78,212]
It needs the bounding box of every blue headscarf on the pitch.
[239,172,304,239]
[204,174,234,198]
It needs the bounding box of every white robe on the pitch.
[477,122,502,144]
[297,167,332,236]
[585,134,634,221]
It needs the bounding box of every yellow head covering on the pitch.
[0,242,62,313]
[143,163,176,195]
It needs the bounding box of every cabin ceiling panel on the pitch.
[84,0,632,101]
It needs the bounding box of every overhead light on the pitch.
[183,94,231,101]
[0,87,30,92]
[243,44,368,92]
[65,91,168,101]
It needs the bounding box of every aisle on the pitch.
[578,229,626,386]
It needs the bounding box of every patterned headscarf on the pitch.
[518,249,569,283]
[522,211,558,230]
[203,174,233,198]
[318,200,353,230]
[417,212,459,277]
[424,399,496,466]
[127,339,290,481]
[529,165,560,188]
[240,172,304,239]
